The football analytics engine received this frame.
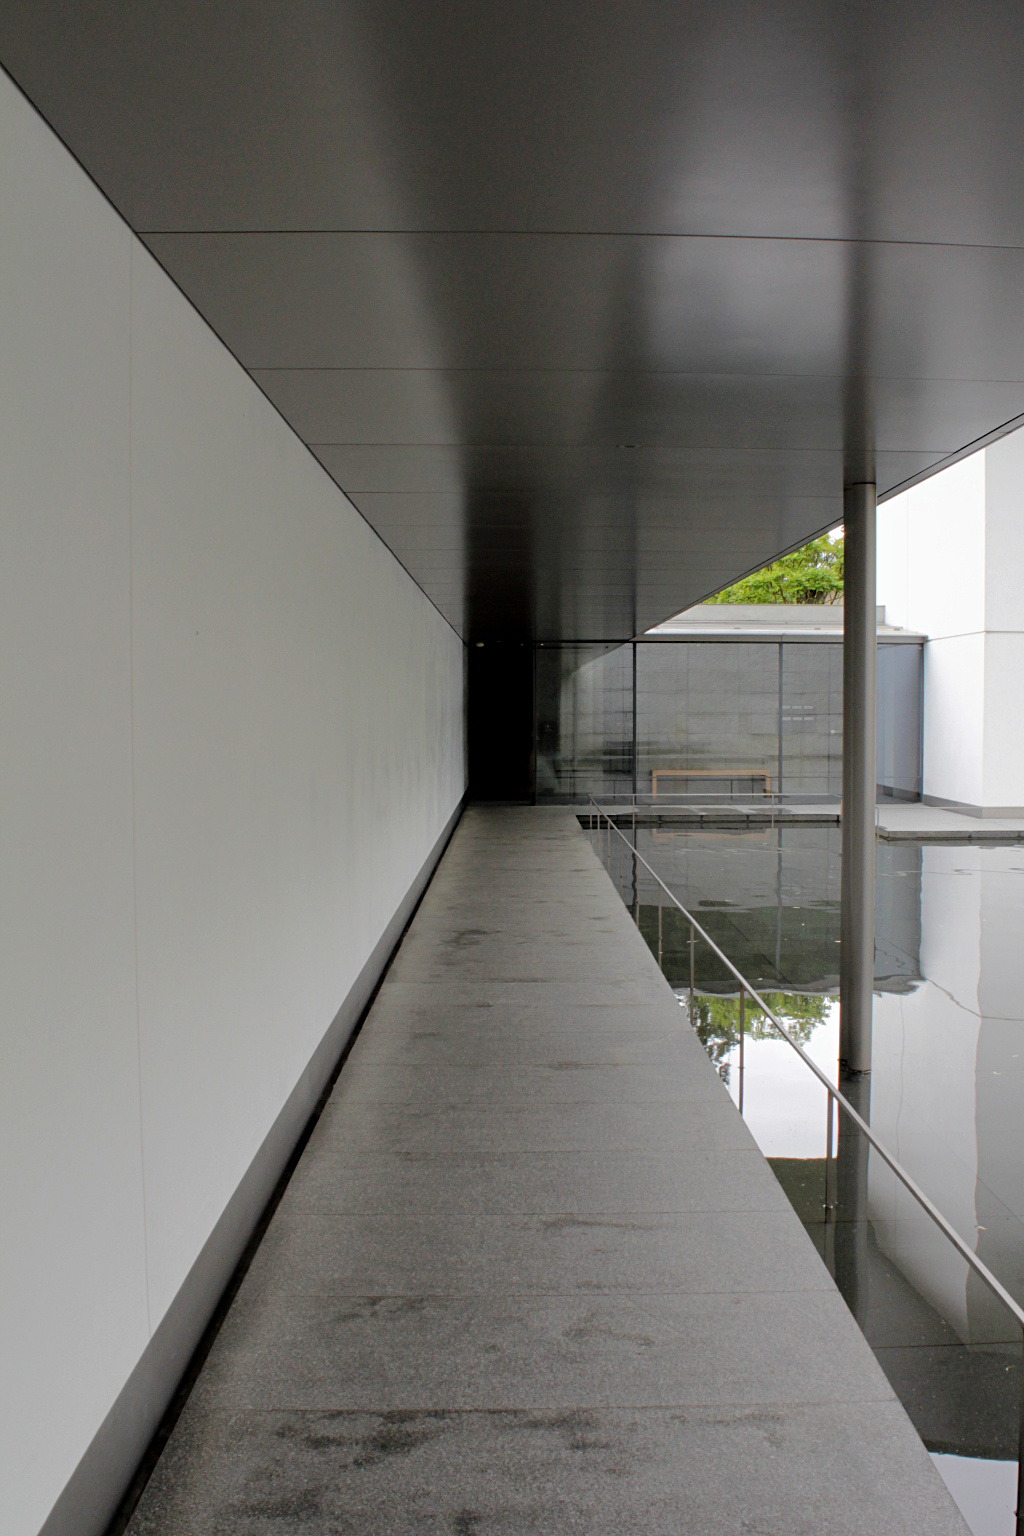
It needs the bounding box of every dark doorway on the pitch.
[467,642,534,801]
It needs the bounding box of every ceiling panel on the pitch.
[5,2,1024,637]
[4,1,1024,246]
[142,232,847,375]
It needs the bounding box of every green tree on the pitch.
[708,533,843,605]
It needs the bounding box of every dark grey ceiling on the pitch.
[5,1,1024,638]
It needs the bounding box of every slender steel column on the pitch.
[840,482,877,1075]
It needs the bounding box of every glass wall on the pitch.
[636,642,779,798]
[535,637,923,804]
[877,642,924,800]
[780,643,843,798]
[534,644,632,801]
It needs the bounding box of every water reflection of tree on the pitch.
[688,993,832,1082]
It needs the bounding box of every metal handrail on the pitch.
[587,794,1024,1333]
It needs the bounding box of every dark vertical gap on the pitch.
[531,642,538,805]
[467,641,534,801]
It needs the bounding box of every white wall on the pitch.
[877,443,1024,812]
[981,431,1024,810]
[878,439,1024,811]
[877,454,987,809]
[0,71,465,1536]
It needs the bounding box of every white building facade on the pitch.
[877,432,1024,816]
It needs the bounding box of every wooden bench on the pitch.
[651,768,772,798]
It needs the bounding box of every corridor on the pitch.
[127,808,966,1534]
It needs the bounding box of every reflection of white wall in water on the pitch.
[877,434,1024,814]
[869,983,980,1340]
[864,847,1024,1341]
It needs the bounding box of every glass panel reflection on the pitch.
[535,644,632,802]
[637,641,779,798]
[542,638,922,806]
[780,642,842,797]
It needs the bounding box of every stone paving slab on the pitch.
[127,805,969,1535]
[877,802,1024,841]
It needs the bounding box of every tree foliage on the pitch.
[708,533,844,605]
[690,992,832,1076]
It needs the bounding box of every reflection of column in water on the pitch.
[775,826,783,981]
[833,1073,872,1325]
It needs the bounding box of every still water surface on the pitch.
[592,823,1024,1536]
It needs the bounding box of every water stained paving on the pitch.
[126,808,968,1536]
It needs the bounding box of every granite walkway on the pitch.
[129,806,968,1535]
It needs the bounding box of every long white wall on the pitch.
[0,71,465,1536]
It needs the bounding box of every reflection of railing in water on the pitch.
[588,791,846,828]
[587,795,1024,1532]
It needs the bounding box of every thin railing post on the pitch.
[689,923,695,1011]
[738,987,745,1115]
[825,1089,836,1220]
[657,884,663,971]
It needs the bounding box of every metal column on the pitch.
[840,482,877,1076]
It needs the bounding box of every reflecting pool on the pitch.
[590,822,1024,1536]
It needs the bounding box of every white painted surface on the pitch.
[0,78,150,1535]
[982,429,1024,633]
[921,634,986,809]
[878,439,1024,810]
[981,633,1024,811]
[876,493,911,631]
[0,72,465,1536]
[906,454,986,643]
